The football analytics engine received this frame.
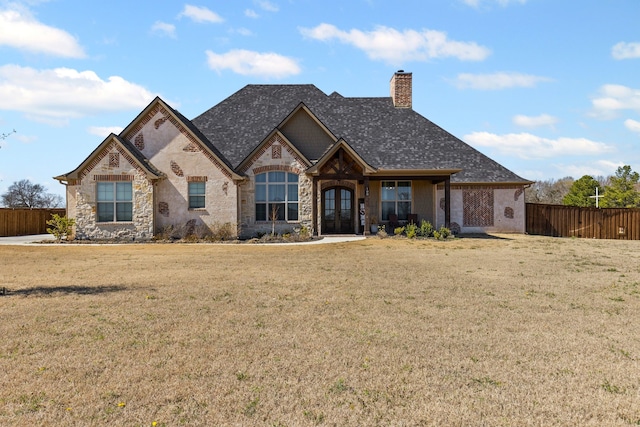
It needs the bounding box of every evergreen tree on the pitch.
[563,175,600,207]
[601,165,640,208]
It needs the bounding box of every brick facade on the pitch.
[390,71,412,108]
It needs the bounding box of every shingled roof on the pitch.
[191,84,530,184]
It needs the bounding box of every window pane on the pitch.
[398,182,411,200]
[116,202,133,221]
[256,173,266,183]
[268,184,285,202]
[189,182,205,196]
[97,182,113,202]
[189,182,206,208]
[116,182,132,201]
[381,202,395,221]
[268,203,285,220]
[268,171,285,182]
[255,184,266,202]
[398,202,411,220]
[97,202,114,222]
[256,203,266,221]
[288,184,298,201]
[287,173,298,183]
[381,182,396,201]
[288,203,298,221]
[189,196,205,209]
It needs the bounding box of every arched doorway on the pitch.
[322,186,354,234]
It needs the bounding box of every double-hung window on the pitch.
[381,181,411,221]
[255,172,299,221]
[188,182,206,209]
[97,181,133,222]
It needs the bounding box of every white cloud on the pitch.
[14,133,36,144]
[0,65,157,122]
[299,23,490,65]
[151,21,176,38]
[234,28,254,37]
[205,49,301,79]
[462,0,527,7]
[554,160,623,179]
[179,5,224,24]
[513,114,558,129]
[0,7,85,57]
[464,131,614,159]
[88,126,124,137]
[591,84,640,119]
[625,119,640,134]
[612,42,640,60]
[245,9,259,18]
[453,72,552,90]
[255,0,278,12]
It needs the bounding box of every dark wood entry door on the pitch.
[322,187,354,234]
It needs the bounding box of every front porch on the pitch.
[307,146,454,236]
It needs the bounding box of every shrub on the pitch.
[210,222,236,241]
[46,214,75,242]
[419,220,433,237]
[394,226,405,236]
[298,225,311,239]
[438,226,451,239]
[433,230,441,240]
[405,222,418,239]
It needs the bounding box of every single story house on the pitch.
[55,71,532,240]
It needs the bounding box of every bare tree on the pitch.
[1,179,63,208]
[0,129,16,145]
[525,177,574,205]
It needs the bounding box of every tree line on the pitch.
[525,165,640,208]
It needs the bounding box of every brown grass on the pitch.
[1,235,639,426]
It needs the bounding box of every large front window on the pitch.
[255,172,298,221]
[97,182,133,222]
[381,181,411,221]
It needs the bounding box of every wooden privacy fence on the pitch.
[0,208,66,237]
[526,203,640,240]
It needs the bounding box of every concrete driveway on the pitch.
[0,234,365,245]
[0,234,55,245]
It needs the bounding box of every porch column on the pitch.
[364,176,370,236]
[444,177,451,228]
[312,177,318,236]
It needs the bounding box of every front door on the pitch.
[322,187,354,234]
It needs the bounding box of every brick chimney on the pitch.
[390,70,412,108]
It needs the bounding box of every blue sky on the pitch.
[1,0,639,200]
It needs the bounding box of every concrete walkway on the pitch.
[0,234,366,245]
[0,234,55,245]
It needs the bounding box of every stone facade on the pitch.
[68,142,154,240]
[238,134,312,238]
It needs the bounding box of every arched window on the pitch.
[255,172,299,221]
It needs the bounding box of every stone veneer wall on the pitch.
[436,185,526,234]
[238,134,312,238]
[71,144,154,240]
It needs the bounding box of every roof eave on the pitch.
[369,168,462,177]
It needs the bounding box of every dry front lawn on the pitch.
[1,235,639,426]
